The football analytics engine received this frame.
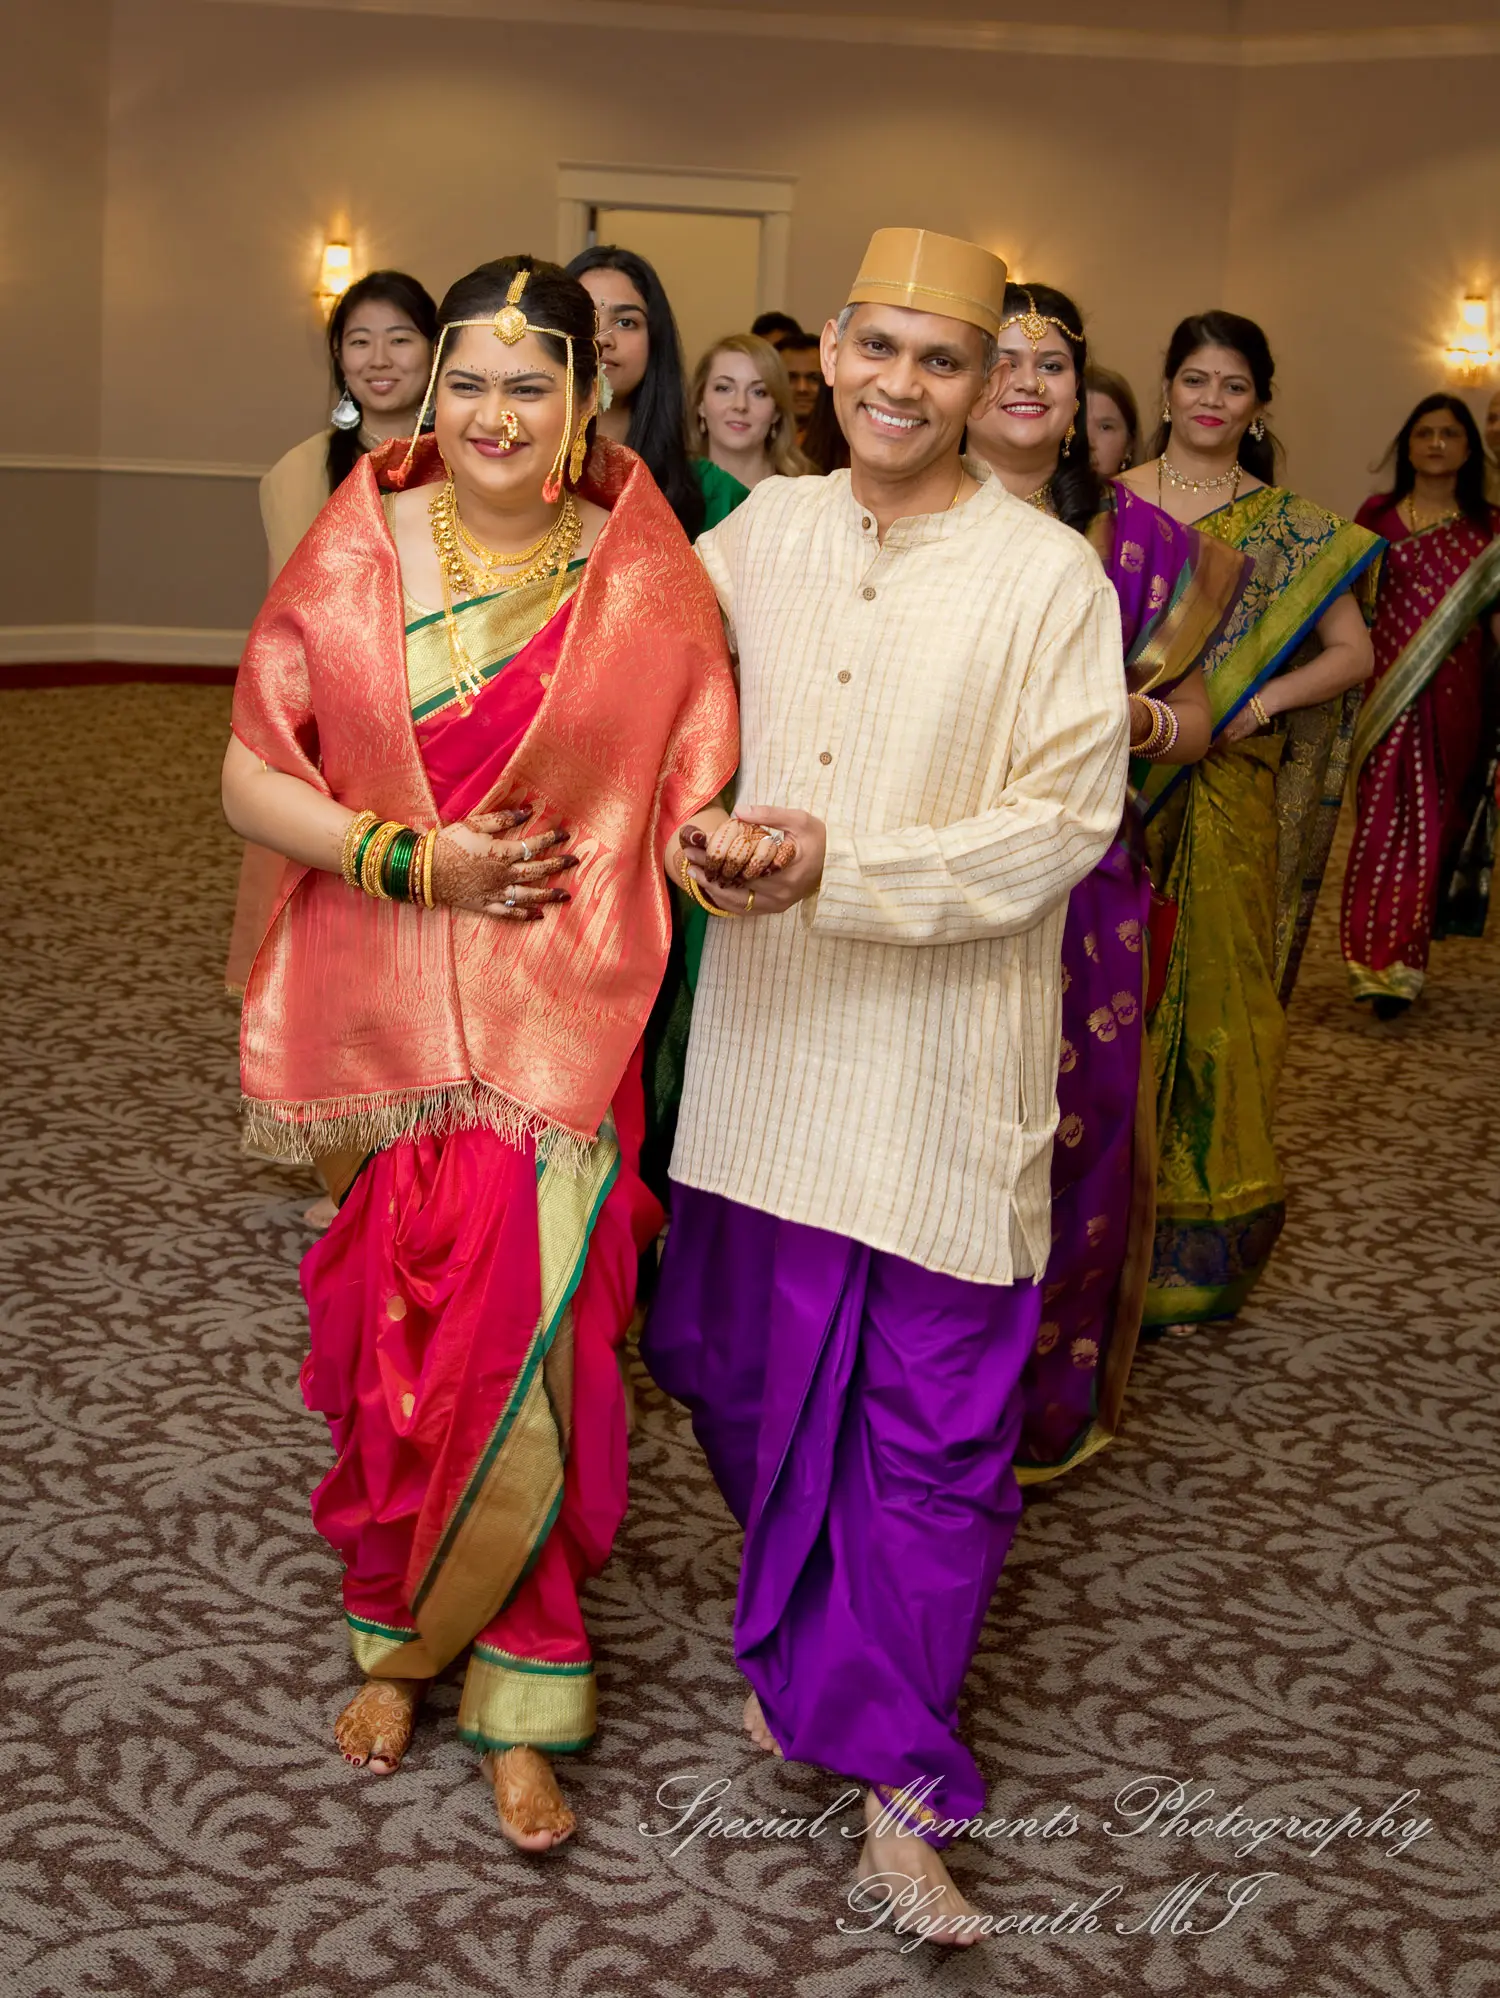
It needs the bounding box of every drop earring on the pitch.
[1249,416,1266,441]
[568,422,589,486]
[1161,401,1172,425]
[331,387,361,431]
[1063,420,1077,447]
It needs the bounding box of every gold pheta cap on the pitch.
[845,228,1009,337]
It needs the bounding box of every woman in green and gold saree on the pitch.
[1121,312,1381,1334]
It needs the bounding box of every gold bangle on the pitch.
[341,810,380,889]
[422,827,438,908]
[1249,693,1271,729]
[683,862,743,919]
[361,821,404,899]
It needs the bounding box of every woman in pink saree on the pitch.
[222,257,737,1849]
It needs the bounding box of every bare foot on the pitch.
[742,1689,783,1757]
[482,1745,576,1853]
[857,1788,981,1949]
[304,1195,338,1229]
[333,1676,426,1773]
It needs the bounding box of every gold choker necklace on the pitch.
[1020,478,1053,513]
[1158,456,1241,493]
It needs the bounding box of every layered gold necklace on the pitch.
[427,479,583,708]
[429,480,581,601]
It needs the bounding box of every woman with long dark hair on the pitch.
[968,284,1246,1477]
[1119,310,1381,1335]
[1341,394,1500,1015]
[565,245,732,538]
[259,271,438,579]
[223,255,737,1844]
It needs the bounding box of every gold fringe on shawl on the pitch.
[240,1078,596,1176]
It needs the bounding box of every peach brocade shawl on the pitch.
[232,436,738,1163]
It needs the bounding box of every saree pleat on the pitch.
[1143,488,1381,1329]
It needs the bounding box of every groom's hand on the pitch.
[684,806,826,915]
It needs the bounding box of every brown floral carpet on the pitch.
[1,683,1496,1998]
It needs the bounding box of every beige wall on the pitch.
[2,0,1497,656]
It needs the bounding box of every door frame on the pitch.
[556,162,797,315]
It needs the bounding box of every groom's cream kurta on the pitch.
[671,464,1128,1285]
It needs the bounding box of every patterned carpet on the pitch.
[1,683,1496,1998]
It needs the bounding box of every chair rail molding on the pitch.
[0,625,248,668]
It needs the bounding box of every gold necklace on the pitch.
[1158,455,1242,493]
[1399,493,1460,535]
[427,481,583,710]
[428,481,581,603]
[1020,478,1053,513]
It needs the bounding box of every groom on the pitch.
[645,227,1127,1937]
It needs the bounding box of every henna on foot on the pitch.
[333,1676,426,1774]
[482,1745,576,1853]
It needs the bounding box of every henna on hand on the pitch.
[429,818,578,921]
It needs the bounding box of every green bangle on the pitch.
[353,821,384,887]
[399,827,423,907]
[382,828,419,901]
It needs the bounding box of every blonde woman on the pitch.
[691,333,813,497]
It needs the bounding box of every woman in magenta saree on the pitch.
[1025,479,1248,1473]
[222,259,736,1848]
[970,283,1250,1477]
[1341,396,1500,1015]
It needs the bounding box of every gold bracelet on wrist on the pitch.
[1248,692,1271,730]
[421,827,438,908]
[341,810,381,889]
[360,821,403,900]
[681,855,743,919]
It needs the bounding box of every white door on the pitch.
[591,206,763,377]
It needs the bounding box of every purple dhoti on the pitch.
[643,1186,1041,1844]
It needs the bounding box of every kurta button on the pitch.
[861,516,872,529]
[862,585,877,600]
[837,670,851,684]
[819,750,833,765]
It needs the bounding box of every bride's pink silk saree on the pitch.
[235,437,737,1752]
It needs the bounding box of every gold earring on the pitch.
[1162,401,1172,424]
[1064,421,1077,446]
[568,422,589,485]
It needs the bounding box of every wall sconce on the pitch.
[1443,291,1494,388]
[316,240,355,320]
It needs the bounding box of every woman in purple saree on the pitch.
[971,285,1251,1477]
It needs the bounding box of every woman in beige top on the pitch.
[234,271,440,1021]
[258,270,438,579]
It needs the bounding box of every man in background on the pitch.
[778,330,823,447]
[751,310,803,351]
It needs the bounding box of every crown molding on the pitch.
[198,0,1500,66]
